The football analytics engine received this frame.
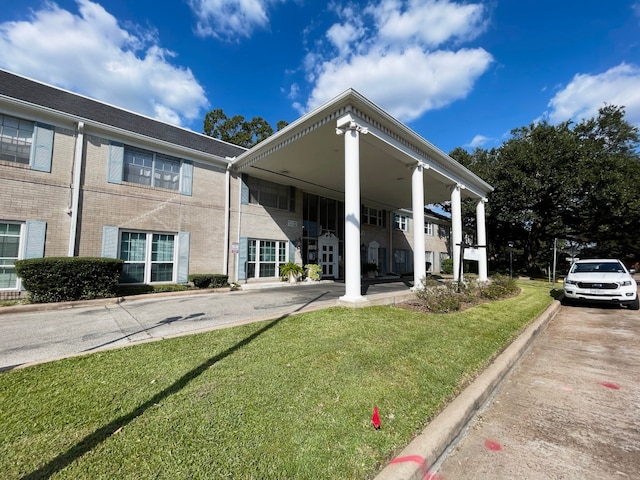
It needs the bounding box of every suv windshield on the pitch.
[572,262,624,273]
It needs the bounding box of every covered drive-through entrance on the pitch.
[231,89,493,304]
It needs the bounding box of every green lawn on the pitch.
[0,281,554,479]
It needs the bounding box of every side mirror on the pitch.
[630,269,637,274]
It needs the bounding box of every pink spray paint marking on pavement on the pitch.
[484,439,503,451]
[599,381,620,390]
[389,455,444,480]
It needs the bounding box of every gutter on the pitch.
[67,121,84,256]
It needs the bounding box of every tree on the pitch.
[450,105,640,273]
[203,109,288,148]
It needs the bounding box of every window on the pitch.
[0,114,33,165]
[363,206,384,227]
[123,146,181,190]
[247,176,293,211]
[0,223,21,289]
[425,223,434,236]
[246,239,288,279]
[393,248,412,274]
[425,251,434,271]
[438,225,449,238]
[394,214,409,231]
[120,231,175,283]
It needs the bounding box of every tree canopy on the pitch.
[203,109,288,148]
[449,105,640,273]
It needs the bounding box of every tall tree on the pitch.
[203,109,288,148]
[450,105,640,272]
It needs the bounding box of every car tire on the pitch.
[629,296,640,311]
[561,296,573,306]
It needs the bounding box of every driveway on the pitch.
[0,280,414,371]
[435,302,640,479]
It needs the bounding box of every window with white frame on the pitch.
[119,231,175,283]
[425,222,434,236]
[425,251,434,271]
[123,146,181,190]
[438,225,449,238]
[394,214,409,231]
[247,239,288,278]
[393,248,412,274]
[0,114,34,165]
[0,222,21,289]
[363,206,384,227]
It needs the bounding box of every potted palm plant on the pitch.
[363,262,378,278]
[279,262,305,283]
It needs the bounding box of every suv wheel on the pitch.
[629,296,640,311]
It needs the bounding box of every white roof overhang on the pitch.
[231,89,493,210]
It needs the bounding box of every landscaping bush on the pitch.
[413,274,518,313]
[441,257,454,274]
[14,257,123,303]
[480,274,518,299]
[188,274,229,289]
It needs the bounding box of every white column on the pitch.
[451,185,463,282]
[476,198,488,282]
[68,122,84,257]
[412,164,426,289]
[339,124,365,302]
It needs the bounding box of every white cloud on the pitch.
[548,63,640,126]
[0,0,207,126]
[633,2,640,21]
[467,134,490,148]
[299,0,492,121]
[188,0,285,40]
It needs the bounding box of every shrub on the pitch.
[14,257,123,303]
[441,258,454,274]
[415,277,462,313]
[305,264,322,281]
[188,274,229,289]
[480,274,518,300]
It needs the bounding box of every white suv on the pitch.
[563,259,639,310]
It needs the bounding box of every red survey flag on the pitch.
[372,406,381,429]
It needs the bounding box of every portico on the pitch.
[232,89,493,303]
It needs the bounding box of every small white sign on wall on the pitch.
[464,248,482,261]
[288,220,298,228]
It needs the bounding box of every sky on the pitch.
[1,0,640,153]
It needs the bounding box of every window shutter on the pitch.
[180,160,193,196]
[101,226,119,258]
[30,123,54,173]
[382,210,387,228]
[289,186,296,212]
[240,174,249,205]
[289,241,295,263]
[177,231,190,283]
[107,142,124,184]
[24,221,47,259]
[238,237,248,280]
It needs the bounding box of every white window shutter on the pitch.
[24,221,47,259]
[107,143,124,184]
[177,231,190,283]
[180,160,193,196]
[30,123,54,173]
[101,226,119,258]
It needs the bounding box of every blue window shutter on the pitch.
[240,174,249,205]
[24,221,47,259]
[289,241,295,263]
[107,142,124,184]
[238,237,248,280]
[177,231,190,283]
[180,160,193,196]
[101,226,119,258]
[30,123,54,173]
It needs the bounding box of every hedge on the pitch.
[14,257,123,303]
[188,274,229,289]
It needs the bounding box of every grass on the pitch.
[0,281,554,479]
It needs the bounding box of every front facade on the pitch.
[0,70,491,302]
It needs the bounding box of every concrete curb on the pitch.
[374,300,562,480]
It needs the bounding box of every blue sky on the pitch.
[1,0,640,153]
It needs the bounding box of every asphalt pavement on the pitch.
[0,279,415,371]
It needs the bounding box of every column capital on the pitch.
[336,120,368,135]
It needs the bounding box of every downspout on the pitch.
[223,165,231,275]
[68,121,84,257]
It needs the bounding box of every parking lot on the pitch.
[436,300,640,479]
